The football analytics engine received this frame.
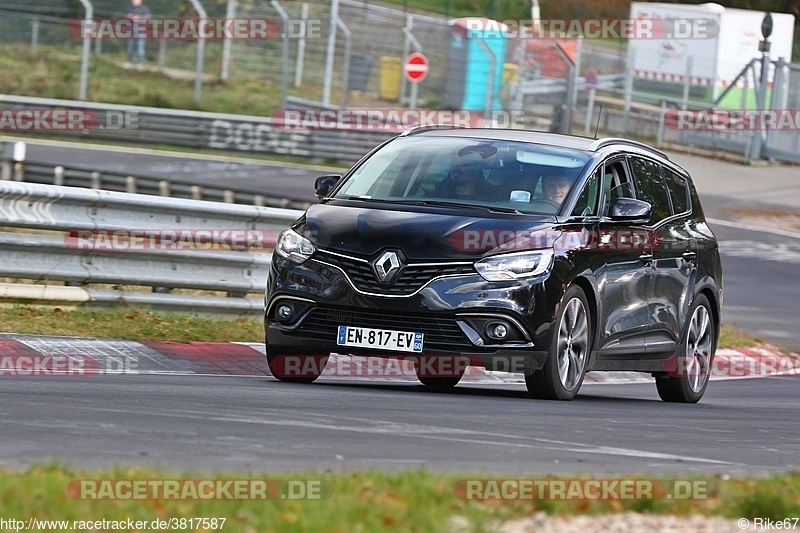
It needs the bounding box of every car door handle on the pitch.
[639,252,653,264]
[682,251,697,261]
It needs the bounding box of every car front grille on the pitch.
[300,306,471,348]
[313,250,475,296]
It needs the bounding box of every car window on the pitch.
[662,166,690,215]
[600,159,634,216]
[334,136,591,215]
[628,156,672,224]
[571,168,601,217]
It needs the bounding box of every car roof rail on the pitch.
[588,138,669,160]
[399,124,468,137]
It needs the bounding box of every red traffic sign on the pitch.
[404,53,429,83]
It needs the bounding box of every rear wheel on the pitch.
[266,344,328,384]
[656,294,715,403]
[414,356,467,389]
[526,285,592,400]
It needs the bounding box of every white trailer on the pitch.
[629,2,795,99]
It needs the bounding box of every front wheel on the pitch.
[526,285,592,400]
[656,294,716,403]
[414,356,468,389]
[266,345,328,384]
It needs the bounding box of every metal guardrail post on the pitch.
[54,166,64,186]
[77,0,93,101]
[91,171,101,189]
[158,180,171,197]
[271,0,290,109]
[126,176,137,194]
[221,0,236,81]
[322,0,340,106]
[188,0,207,105]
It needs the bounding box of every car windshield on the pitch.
[333,136,591,215]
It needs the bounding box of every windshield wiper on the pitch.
[408,200,523,214]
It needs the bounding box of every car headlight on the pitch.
[475,249,554,281]
[275,229,316,264]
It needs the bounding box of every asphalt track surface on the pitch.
[20,139,800,350]
[2,373,798,475]
[3,140,799,474]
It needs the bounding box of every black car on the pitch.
[265,127,722,402]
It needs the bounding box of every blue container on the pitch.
[444,18,507,112]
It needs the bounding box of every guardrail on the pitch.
[0,94,394,165]
[3,154,313,210]
[0,180,304,314]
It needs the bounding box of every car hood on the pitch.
[296,201,557,260]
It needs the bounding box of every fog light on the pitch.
[492,324,508,339]
[486,322,509,340]
[276,304,292,321]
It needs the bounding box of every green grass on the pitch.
[0,44,285,116]
[0,305,780,352]
[0,465,798,531]
[0,306,263,343]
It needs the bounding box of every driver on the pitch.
[432,162,500,201]
[541,173,572,206]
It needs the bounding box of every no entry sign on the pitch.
[404,53,429,83]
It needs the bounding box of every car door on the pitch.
[628,156,693,356]
[583,157,653,358]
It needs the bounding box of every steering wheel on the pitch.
[529,198,560,213]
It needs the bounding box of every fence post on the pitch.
[399,14,413,105]
[188,0,207,105]
[656,100,667,146]
[158,40,166,68]
[31,18,40,50]
[335,18,352,108]
[159,180,171,197]
[622,47,635,135]
[294,3,309,88]
[271,0,290,109]
[126,176,137,194]
[191,186,203,200]
[681,56,693,110]
[223,190,235,203]
[749,49,771,160]
[220,0,237,81]
[566,36,582,134]
[77,0,93,101]
[91,171,101,189]
[322,0,340,106]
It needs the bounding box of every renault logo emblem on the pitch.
[374,251,401,283]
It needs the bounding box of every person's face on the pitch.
[542,177,570,204]
[132,0,142,5]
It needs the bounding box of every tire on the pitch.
[656,294,715,403]
[526,285,592,400]
[414,356,467,389]
[266,344,328,384]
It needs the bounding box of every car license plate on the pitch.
[337,326,424,353]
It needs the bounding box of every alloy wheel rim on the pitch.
[557,297,589,391]
[686,305,712,393]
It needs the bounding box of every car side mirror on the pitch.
[314,174,342,200]
[608,198,651,223]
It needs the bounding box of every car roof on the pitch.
[406,127,670,161]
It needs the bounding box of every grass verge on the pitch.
[0,306,263,343]
[0,465,798,531]
[0,305,785,352]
